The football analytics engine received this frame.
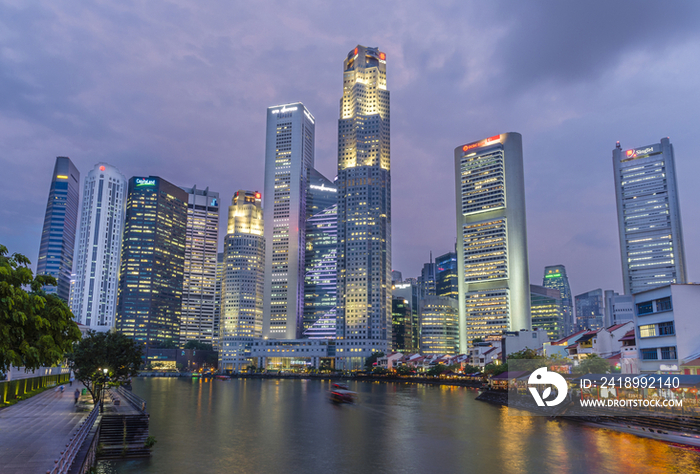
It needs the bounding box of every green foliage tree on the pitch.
[68,330,143,404]
[395,365,413,376]
[573,354,611,375]
[184,340,213,351]
[0,245,81,373]
[427,364,450,376]
[484,362,508,376]
[472,338,484,343]
[364,351,384,370]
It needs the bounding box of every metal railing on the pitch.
[47,405,99,474]
[116,385,148,413]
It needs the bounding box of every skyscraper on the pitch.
[37,156,80,302]
[71,163,127,331]
[179,185,220,347]
[303,170,337,335]
[454,133,531,352]
[391,297,413,353]
[263,102,315,340]
[220,191,265,371]
[336,45,391,370]
[542,265,573,336]
[530,284,563,340]
[613,138,687,295]
[420,296,459,356]
[418,257,436,300]
[116,176,188,348]
[435,251,458,300]
[575,289,604,331]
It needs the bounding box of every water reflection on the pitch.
[100,379,700,474]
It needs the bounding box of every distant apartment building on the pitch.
[420,296,459,356]
[37,156,80,302]
[179,186,220,348]
[530,284,563,340]
[542,265,573,336]
[71,163,126,331]
[116,177,188,348]
[391,297,414,353]
[392,280,419,351]
[454,133,531,351]
[613,138,687,294]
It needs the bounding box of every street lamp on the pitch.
[100,368,108,413]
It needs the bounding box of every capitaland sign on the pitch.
[462,135,502,153]
[135,178,156,187]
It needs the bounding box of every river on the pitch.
[98,377,700,474]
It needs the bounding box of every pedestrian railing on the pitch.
[47,404,99,474]
[116,385,148,413]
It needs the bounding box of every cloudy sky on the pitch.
[1,1,699,299]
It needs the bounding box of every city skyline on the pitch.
[3,3,700,302]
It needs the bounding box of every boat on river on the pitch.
[591,421,700,447]
[330,383,356,403]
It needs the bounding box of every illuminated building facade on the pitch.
[37,156,80,302]
[71,163,126,331]
[303,169,337,335]
[613,138,687,295]
[454,133,531,352]
[435,251,458,300]
[530,284,563,340]
[263,102,315,340]
[116,177,188,348]
[213,252,224,349]
[220,190,265,371]
[335,45,392,370]
[418,257,436,300]
[420,296,459,355]
[542,265,573,336]
[179,186,219,347]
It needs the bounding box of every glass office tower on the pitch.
[542,265,573,336]
[116,176,188,348]
[454,133,531,352]
[37,156,80,302]
[613,138,687,294]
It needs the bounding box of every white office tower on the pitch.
[220,191,265,372]
[71,163,127,331]
[262,102,315,340]
[613,138,687,295]
[179,186,220,347]
[454,133,531,352]
[336,45,391,370]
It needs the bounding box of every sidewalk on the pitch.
[0,384,91,474]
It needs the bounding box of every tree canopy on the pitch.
[573,354,611,375]
[184,340,213,351]
[68,330,143,404]
[364,351,384,370]
[0,245,81,373]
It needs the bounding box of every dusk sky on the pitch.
[2,1,700,300]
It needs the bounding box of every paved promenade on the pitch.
[0,384,90,474]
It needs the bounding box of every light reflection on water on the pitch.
[99,378,700,474]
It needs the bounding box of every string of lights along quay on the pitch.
[454,133,531,352]
[335,45,392,370]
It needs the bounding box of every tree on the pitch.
[484,362,508,376]
[427,364,450,376]
[184,340,213,351]
[0,245,81,373]
[364,351,384,370]
[68,330,143,404]
[155,338,178,349]
[573,354,611,375]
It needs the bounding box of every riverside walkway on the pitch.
[0,384,91,474]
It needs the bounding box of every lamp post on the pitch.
[100,368,108,413]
